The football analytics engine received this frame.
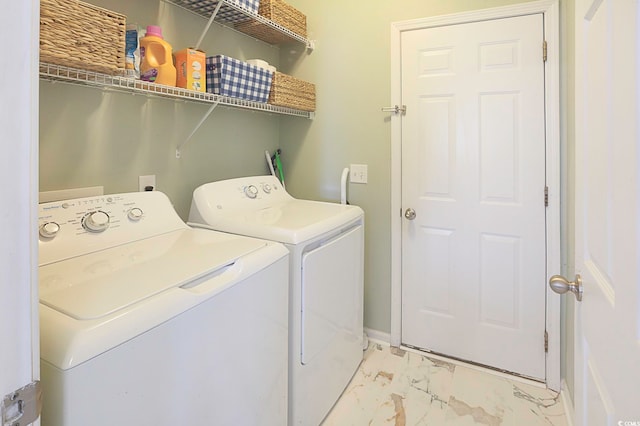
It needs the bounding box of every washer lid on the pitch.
[191,199,363,244]
[39,228,268,320]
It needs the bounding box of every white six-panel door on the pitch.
[574,0,640,422]
[401,13,547,379]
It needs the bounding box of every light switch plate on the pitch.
[350,164,368,184]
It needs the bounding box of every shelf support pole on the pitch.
[176,101,219,158]
[194,0,224,50]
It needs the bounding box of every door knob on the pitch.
[404,208,416,220]
[549,274,583,301]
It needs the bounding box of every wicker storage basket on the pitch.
[235,0,306,44]
[268,72,315,111]
[40,0,126,75]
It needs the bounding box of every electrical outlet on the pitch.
[139,175,156,192]
[350,164,368,184]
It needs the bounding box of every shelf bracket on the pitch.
[176,101,220,158]
[194,0,224,50]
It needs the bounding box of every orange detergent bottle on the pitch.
[139,25,177,86]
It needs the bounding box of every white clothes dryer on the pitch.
[38,191,289,426]
[189,175,365,426]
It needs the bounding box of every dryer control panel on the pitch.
[242,180,279,199]
[38,191,187,266]
[191,175,292,214]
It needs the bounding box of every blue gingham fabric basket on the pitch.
[172,0,259,23]
[206,55,273,103]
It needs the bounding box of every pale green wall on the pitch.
[39,0,576,400]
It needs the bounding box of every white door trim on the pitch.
[389,0,561,391]
[0,0,40,416]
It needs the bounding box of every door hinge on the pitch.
[2,381,42,426]
[543,40,548,62]
[544,330,549,353]
[544,186,549,207]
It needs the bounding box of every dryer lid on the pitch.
[189,176,364,244]
[39,228,268,320]
[191,199,363,244]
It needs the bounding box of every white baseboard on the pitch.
[364,328,391,345]
[561,379,575,426]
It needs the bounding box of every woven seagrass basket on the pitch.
[40,0,126,75]
[268,72,315,112]
[235,0,306,44]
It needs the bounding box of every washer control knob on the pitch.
[262,184,272,194]
[127,207,144,221]
[82,210,110,233]
[39,222,60,239]
[244,185,259,199]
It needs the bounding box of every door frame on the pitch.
[389,0,561,390]
[0,0,40,421]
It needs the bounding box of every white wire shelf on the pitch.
[39,63,314,119]
[166,0,314,49]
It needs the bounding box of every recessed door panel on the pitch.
[480,92,520,204]
[418,96,456,199]
[479,233,520,328]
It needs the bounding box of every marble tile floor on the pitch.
[322,342,568,426]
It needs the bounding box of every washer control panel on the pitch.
[38,191,186,266]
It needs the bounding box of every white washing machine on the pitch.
[188,175,364,426]
[38,191,289,426]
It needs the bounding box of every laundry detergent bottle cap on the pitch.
[145,25,163,38]
[139,25,177,86]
